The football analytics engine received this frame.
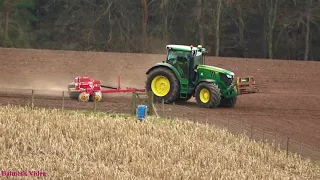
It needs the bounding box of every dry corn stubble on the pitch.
[0,105,319,180]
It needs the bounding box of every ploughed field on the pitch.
[1,47,320,158]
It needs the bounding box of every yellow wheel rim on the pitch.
[79,93,89,102]
[151,75,170,97]
[94,93,102,102]
[200,88,210,103]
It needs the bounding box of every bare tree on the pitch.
[226,0,247,57]
[304,0,312,60]
[265,0,279,59]
[215,0,222,56]
[141,0,148,51]
[236,1,246,57]
[159,0,169,42]
[3,0,10,41]
[196,0,204,46]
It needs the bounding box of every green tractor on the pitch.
[145,44,239,108]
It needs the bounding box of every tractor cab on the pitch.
[166,45,205,84]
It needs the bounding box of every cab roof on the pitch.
[166,44,204,52]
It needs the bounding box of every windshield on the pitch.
[167,50,190,62]
[167,50,203,67]
[193,50,203,67]
[194,53,203,66]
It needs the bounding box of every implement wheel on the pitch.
[195,82,221,108]
[93,91,102,102]
[145,67,179,104]
[78,92,89,102]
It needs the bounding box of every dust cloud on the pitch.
[0,76,71,97]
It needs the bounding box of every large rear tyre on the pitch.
[145,67,180,104]
[219,96,237,108]
[195,82,221,108]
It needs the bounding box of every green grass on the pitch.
[0,105,319,179]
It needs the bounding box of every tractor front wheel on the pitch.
[145,67,179,104]
[195,82,221,108]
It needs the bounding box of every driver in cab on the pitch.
[167,51,188,77]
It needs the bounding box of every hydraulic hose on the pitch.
[101,85,118,89]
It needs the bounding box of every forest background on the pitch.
[1,0,319,61]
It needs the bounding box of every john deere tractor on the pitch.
[145,44,238,108]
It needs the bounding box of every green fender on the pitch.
[146,63,182,80]
[193,79,215,93]
[194,79,237,98]
[196,79,215,85]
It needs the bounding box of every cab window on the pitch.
[194,52,203,67]
[167,50,189,78]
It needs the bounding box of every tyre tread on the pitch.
[195,82,221,108]
[145,67,180,104]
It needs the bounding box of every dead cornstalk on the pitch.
[131,92,137,115]
[162,99,164,117]
[286,137,290,158]
[94,96,97,112]
[262,129,265,144]
[227,119,230,131]
[274,132,277,153]
[250,125,253,140]
[62,91,65,110]
[31,90,34,109]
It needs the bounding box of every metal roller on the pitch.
[78,92,90,102]
[94,91,102,102]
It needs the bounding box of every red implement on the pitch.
[68,76,145,102]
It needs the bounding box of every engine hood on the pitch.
[197,65,235,76]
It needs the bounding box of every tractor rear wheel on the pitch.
[145,67,179,104]
[195,82,221,108]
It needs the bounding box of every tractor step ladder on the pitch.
[236,76,259,94]
[180,78,189,98]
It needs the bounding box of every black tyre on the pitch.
[145,67,180,104]
[219,96,237,108]
[195,82,221,108]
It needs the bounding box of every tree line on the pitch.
[1,0,320,61]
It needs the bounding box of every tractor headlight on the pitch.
[226,74,233,79]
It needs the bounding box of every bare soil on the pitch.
[1,47,320,156]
